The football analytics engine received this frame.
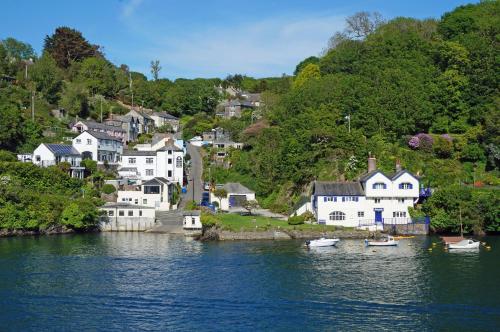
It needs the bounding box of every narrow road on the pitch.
[180,143,203,208]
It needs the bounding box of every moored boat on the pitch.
[447,239,480,249]
[365,236,399,246]
[306,238,340,247]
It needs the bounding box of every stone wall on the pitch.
[383,223,429,235]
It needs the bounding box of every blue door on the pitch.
[375,210,383,223]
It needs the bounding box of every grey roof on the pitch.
[142,177,170,186]
[152,133,174,145]
[157,141,183,152]
[359,169,418,182]
[80,120,125,133]
[313,181,365,196]
[118,167,138,172]
[391,169,419,181]
[101,202,154,209]
[213,139,236,145]
[122,150,156,156]
[85,131,123,142]
[183,210,201,216]
[222,182,254,194]
[153,112,179,120]
[45,144,80,156]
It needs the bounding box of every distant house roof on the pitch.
[183,210,201,216]
[84,131,123,142]
[44,144,81,156]
[153,112,178,120]
[222,182,254,194]
[213,139,236,145]
[122,150,156,156]
[118,167,138,172]
[152,133,174,145]
[358,169,418,183]
[78,120,125,133]
[313,181,365,196]
[101,202,154,209]
[243,93,261,103]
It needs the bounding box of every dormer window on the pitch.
[399,183,413,189]
[372,183,387,189]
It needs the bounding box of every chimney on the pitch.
[368,154,377,172]
[396,159,402,172]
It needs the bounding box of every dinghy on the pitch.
[447,239,480,249]
[365,236,398,246]
[306,238,340,247]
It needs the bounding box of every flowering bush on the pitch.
[408,136,420,149]
[408,133,433,151]
[441,134,453,142]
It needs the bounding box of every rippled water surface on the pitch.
[1,233,499,331]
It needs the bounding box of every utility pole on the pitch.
[31,90,35,121]
[100,97,103,123]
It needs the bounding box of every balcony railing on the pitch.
[358,217,430,227]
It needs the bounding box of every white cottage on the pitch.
[100,202,156,231]
[117,177,175,211]
[32,143,85,178]
[183,210,202,230]
[210,182,256,211]
[72,131,123,164]
[312,159,420,228]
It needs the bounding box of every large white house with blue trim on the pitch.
[312,158,420,228]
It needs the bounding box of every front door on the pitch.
[375,210,383,223]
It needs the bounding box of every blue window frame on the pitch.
[399,183,413,189]
[373,182,387,189]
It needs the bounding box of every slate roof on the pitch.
[85,131,123,142]
[142,177,170,186]
[222,182,254,194]
[79,120,125,132]
[45,144,81,156]
[313,181,365,196]
[118,167,138,172]
[153,112,178,120]
[122,150,156,156]
[157,141,183,152]
[101,202,154,209]
[183,210,201,216]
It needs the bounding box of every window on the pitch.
[121,198,126,202]
[167,150,172,155]
[168,170,172,177]
[176,156,182,168]
[139,210,142,217]
[108,210,114,216]
[168,158,172,164]
[393,211,407,218]
[329,211,346,221]
[398,198,405,204]
[134,199,138,204]
[146,158,154,164]
[119,210,124,216]
[373,182,387,189]
[35,155,41,162]
[375,198,381,204]
[146,169,154,176]
[87,139,92,145]
[324,197,336,202]
[76,139,81,144]
[192,218,195,225]
[144,185,160,194]
[143,199,147,205]
[358,211,364,218]
[128,158,136,164]
[399,183,413,189]
[128,210,133,216]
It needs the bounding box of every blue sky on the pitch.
[1,0,477,79]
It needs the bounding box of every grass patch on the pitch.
[210,213,345,232]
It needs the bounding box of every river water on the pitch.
[0,233,499,331]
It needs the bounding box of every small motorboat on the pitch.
[306,238,340,247]
[365,236,399,246]
[447,239,480,249]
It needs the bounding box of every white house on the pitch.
[72,131,123,164]
[117,177,175,211]
[150,112,180,132]
[118,141,183,185]
[312,158,420,229]
[210,182,256,211]
[32,143,85,178]
[100,202,156,231]
[183,210,202,231]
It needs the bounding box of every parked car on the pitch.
[203,182,210,190]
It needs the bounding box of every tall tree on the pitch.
[1,38,36,60]
[44,27,101,68]
[150,60,161,80]
[30,53,63,104]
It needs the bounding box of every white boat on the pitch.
[365,236,399,246]
[306,238,340,247]
[448,239,480,249]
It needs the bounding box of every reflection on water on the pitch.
[0,233,499,331]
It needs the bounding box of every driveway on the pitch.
[181,142,204,207]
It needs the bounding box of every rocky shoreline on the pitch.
[0,225,89,238]
[197,226,381,241]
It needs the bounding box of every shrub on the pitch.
[288,215,305,225]
[201,213,220,227]
[433,136,453,158]
[102,184,116,194]
[0,150,17,162]
[416,133,433,151]
[460,143,485,162]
